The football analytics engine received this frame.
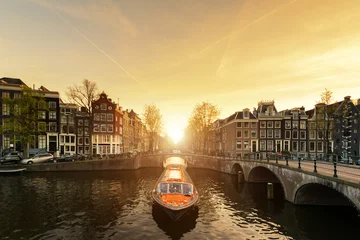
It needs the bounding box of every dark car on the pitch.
[50,154,77,163]
[0,152,23,165]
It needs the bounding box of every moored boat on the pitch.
[152,157,199,220]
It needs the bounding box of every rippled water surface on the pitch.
[0,168,359,240]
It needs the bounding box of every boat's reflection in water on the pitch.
[152,203,199,240]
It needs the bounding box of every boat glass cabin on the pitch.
[156,182,194,195]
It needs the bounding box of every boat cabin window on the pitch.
[157,182,193,195]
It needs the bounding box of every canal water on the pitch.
[0,168,359,240]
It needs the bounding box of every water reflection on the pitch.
[152,203,198,240]
[0,168,359,240]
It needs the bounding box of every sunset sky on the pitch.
[1,0,360,143]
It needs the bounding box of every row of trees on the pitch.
[0,79,164,156]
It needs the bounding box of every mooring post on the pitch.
[313,158,317,173]
[238,171,243,182]
[267,183,274,200]
[298,157,301,169]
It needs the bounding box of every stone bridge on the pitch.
[148,153,360,211]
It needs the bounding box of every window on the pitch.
[38,122,46,132]
[49,122,57,131]
[101,113,106,121]
[260,140,266,151]
[285,121,291,129]
[84,119,89,126]
[300,141,306,152]
[300,121,306,129]
[14,92,21,99]
[101,124,106,132]
[244,141,249,150]
[101,103,107,110]
[71,136,75,143]
[85,146,90,154]
[284,141,289,151]
[78,127,83,135]
[251,130,256,138]
[260,129,266,138]
[236,122,242,128]
[267,129,273,138]
[2,92,10,98]
[85,137,89,145]
[69,126,75,134]
[65,136,70,143]
[84,127,89,136]
[292,141,298,151]
[61,115,67,123]
[3,136,10,148]
[120,127,123,135]
[310,122,316,129]
[292,121,298,129]
[275,121,281,128]
[71,146,75,152]
[236,130,242,138]
[292,113,299,120]
[49,101,57,109]
[300,131,306,139]
[292,130,298,139]
[267,121,273,128]
[260,121,266,128]
[244,122,249,128]
[78,120,83,126]
[107,113,113,122]
[244,130,249,138]
[49,111,56,120]
[78,137,83,145]
[38,135,46,148]
[60,136,64,144]
[94,113,100,121]
[310,142,315,151]
[38,111,46,120]
[78,146,83,154]
[267,140,273,151]
[318,130,323,139]
[2,104,9,115]
[285,130,291,139]
[120,118,123,125]
[94,124,99,132]
[310,130,316,139]
[317,142,323,152]
[62,125,67,133]
[107,124,113,132]
[244,111,249,118]
[251,122,256,128]
[275,129,281,138]
[236,141,242,150]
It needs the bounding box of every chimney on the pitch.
[344,96,351,101]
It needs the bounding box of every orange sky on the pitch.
[1,0,360,143]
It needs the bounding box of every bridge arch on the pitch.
[247,166,287,199]
[294,182,356,209]
[230,163,245,182]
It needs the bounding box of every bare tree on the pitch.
[143,104,163,152]
[66,79,99,156]
[187,101,220,153]
[318,88,336,160]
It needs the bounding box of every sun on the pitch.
[166,127,184,144]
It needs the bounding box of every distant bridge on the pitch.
[142,153,360,211]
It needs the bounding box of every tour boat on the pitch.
[152,157,199,220]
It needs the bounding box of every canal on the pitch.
[0,168,359,239]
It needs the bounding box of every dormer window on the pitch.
[244,111,249,118]
[101,103,107,110]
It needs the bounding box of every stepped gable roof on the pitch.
[0,77,26,86]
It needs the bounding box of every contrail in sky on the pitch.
[50,6,142,85]
[191,0,298,60]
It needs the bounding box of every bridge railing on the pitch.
[186,152,360,182]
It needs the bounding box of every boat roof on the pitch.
[159,164,194,184]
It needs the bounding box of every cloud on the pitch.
[30,0,138,38]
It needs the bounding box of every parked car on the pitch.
[20,153,53,165]
[0,152,23,165]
